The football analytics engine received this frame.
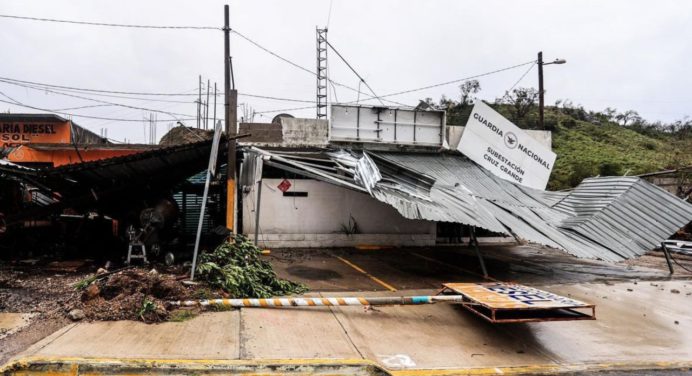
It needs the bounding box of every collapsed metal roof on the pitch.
[1,138,237,225]
[246,147,692,261]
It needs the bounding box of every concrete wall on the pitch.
[280,118,329,147]
[238,123,283,143]
[242,178,436,248]
[641,174,691,198]
[238,119,329,147]
[446,126,553,150]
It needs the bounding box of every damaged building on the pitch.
[236,104,692,263]
[1,105,691,265]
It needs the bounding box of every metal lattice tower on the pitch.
[316,28,328,119]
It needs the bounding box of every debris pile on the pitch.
[196,235,308,298]
[74,268,195,322]
[158,125,213,145]
[70,236,308,322]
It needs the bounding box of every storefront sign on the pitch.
[0,121,70,147]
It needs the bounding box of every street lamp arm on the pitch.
[543,58,567,66]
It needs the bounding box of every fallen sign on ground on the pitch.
[440,282,596,323]
[169,282,595,324]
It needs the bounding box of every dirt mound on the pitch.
[158,125,213,146]
[74,269,198,323]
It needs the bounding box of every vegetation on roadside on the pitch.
[419,81,692,190]
[169,309,197,322]
[138,298,157,321]
[73,275,98,290]
[196,235,308,298]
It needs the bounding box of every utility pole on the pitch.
[224,4,238,233]
[213,82,217,130]
[537,51,566,130]
[197,75,202,129]
[205,79,211,130]
[538,51,544,130]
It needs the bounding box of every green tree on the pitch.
[499,87,538,127]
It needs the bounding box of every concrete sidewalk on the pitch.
[7,280,691,374]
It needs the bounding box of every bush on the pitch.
[598,162,622,176]
[569,162,597,186]
[196,235,307,298]
[642,141,657,150]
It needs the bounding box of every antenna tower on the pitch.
[316,28,328,119]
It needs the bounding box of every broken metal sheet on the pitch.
[441,282,595,323]
[244,147,692,262]
[1,137,246,226]
[366,152,692,261]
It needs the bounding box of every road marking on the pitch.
[334,255,398,292]
[0,356,385,375]
[409,251,500,282]
[391,360,692,375]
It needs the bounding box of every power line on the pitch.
[507,62,536,92]
[239,93,313,103]
[0,14,220,30]
[255,105,317,114]
[0,76,315,103]
[50,91,194,103]
[229,29,374,100]
[0,79,195,119]
[0,76,200,96]
[0,91,195,123]
[1,13,533,105]
[325,40,384,106]
[230,29,314,76]
[219,59,535,117]
[51,104,113,111]
[368,60,537,101]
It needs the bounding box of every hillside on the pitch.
[547,115,691,190]
[425,89,692,191]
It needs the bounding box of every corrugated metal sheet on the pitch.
[251,147,692,261]
[370,153,692,261]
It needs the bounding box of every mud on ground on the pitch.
[0,260,221,364]
[73,268,217,322]
[0,260,89,364]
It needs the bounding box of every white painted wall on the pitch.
[242,178,436,248]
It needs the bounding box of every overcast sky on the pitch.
[1,0,690,143]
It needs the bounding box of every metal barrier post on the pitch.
[661,242,674,275]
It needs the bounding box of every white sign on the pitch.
[330,104,445,147]
[457,101,555,190]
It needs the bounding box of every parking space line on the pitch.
[409,251,500,282]
[333,255,398,292]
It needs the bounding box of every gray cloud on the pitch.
[1,0,690,143]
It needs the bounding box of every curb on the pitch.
[1,356,391,376]
[390,361,692,375]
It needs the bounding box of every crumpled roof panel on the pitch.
[249,147,692,261]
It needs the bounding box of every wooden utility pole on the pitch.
[538,51,544,130]
[224,4,238,233]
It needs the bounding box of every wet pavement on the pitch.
[5,244,692,374]
[267,245,679,292]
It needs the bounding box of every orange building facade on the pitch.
[1,114,153,167]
